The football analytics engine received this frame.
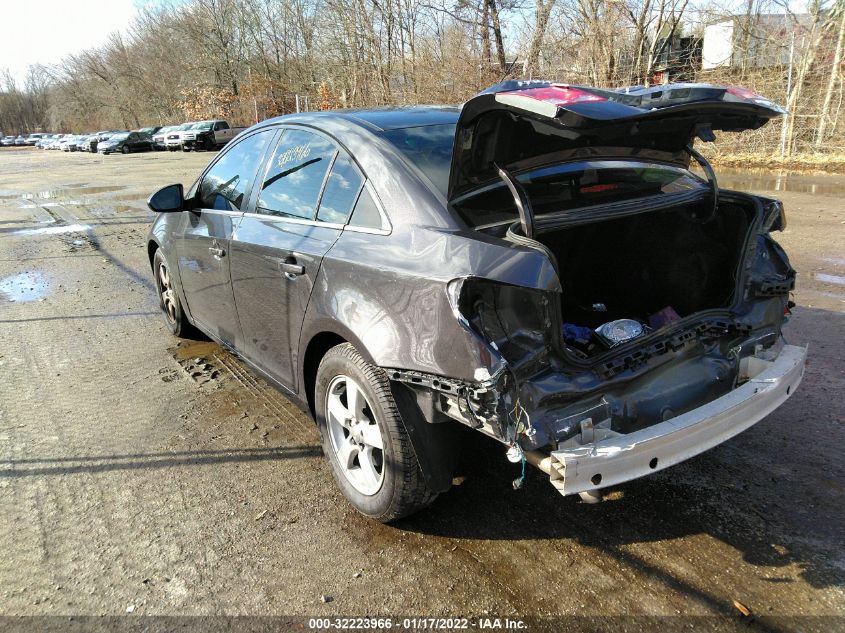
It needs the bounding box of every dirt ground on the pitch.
[0,147,843,628]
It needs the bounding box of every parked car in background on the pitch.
[60,136,81,151]
[48,135,69,150]
[14,136,26,146]
[138,126,162,137]
[77,135,92,152]
[84,131,117,153]
[147,82,803,522]
[80,134,95,152]
[164,123,194,151]
[98,131,153,154]
[179,120,246,151]
[2,136,17,146]
[24,133,47,146]
[152,125,182,150]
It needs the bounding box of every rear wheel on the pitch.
[315,344,438,522]
[153,249,195,337]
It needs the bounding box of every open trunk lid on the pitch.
[449,81,785,201]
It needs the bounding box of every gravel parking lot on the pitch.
[0,147,843,628]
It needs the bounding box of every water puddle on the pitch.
[716,169,845,195]
[90,203,141,214]
[819,256,845,267]
[172,340,221,362]
[813,272,845,286]
[22,185,127,200]
[13,223,91,237]
[0,272,49,302]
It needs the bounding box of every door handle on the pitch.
[209,246,225,259]
[279,259,304,278]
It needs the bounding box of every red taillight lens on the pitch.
[501,85,606,107]
[726,85,770,102]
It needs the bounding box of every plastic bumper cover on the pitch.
[543,344,807,496]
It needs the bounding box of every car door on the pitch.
[230,127,365,390]
[213,121,229,145]
[175,128,275,346]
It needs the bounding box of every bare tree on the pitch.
[815,0,845,146]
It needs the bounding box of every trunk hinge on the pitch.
[686,141,718,222]
[495,162,535,239]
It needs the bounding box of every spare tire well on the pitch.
[303,332,347,418]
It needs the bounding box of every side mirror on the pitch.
[147,184,184,213]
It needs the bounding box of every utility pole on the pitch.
[780,33,795,158]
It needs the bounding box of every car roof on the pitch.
[260,106,460,132]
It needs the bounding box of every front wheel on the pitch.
[153,249,195,337]
[315,344,438,522]
[121,145,130,154]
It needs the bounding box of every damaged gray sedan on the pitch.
[147,81,805,521]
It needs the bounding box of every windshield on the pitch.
[379,123,456,197]
[111,133,129,141]
[193,122,213,130]
[454,161,707,228]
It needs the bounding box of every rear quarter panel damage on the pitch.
[300,223,560,384]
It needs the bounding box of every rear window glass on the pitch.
[454,161,706,227]
[379,124,455,197]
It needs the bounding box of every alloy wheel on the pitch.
[157,261,177,325]
[325,374,385,496]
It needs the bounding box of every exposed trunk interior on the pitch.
[534,200,755,353]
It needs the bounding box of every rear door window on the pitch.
[316,154,364,224]
[256,129,336,219]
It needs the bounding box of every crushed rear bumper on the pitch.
[532,344,806,497]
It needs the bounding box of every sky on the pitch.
[0,0,141,85]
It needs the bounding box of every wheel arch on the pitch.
[299,325,378,419]
[147,238,160,270]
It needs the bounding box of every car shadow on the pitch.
[394,305,845,593]
[0,445,322,478]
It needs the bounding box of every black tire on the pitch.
[153,249,195,338]
[203,136,216,151]
[121,145,130,154]
[315,343,438,522]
